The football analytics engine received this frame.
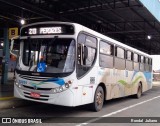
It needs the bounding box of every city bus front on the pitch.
[14,22,78,106]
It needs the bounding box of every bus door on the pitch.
[77,34,97,104]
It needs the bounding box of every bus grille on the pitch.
[23,85,52,91]
[24,92,49,101]
[19,75,51,81]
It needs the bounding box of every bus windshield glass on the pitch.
[20,38,75,74]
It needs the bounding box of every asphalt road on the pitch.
[1,84,160,126]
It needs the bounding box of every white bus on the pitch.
[12,22,152,111]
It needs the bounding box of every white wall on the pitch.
[151,55,160,71]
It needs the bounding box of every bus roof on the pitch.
[21,21,151,58]
[74,23,151,58]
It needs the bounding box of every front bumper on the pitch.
[14,84,74,107]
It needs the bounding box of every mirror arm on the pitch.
[10,51,18,58]
[10,36,19,58]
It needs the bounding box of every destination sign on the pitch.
[40,27,62,34]
[21,24,74,36]
[29,27,62,35]
[29,28,37,35]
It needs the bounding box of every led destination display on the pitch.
[21,24,74,36]
[29,27,62,35]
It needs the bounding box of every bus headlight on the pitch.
[14,80,21,88]
[51,81,72,94]
[65,83,70,88]
[52,89,57,93]
[59,86,63,92]
[15,82,19,86]
[14,80,19,86]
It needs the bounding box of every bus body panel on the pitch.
[14,72,78,106]
[14,85,74,106]
[76,66,99,105]
[97,68,152,100]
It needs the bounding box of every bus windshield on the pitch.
[20,38,75,74]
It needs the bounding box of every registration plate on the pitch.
[30,92,40,98]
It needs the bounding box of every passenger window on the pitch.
[99,41,114,68]
[126,51,132,61]
[140,56,144,63]
[149,58,152,65]
[100,41,113,55]
[144,57,146,64]
[114,46,125,70]
[116,47,125,59]
[145,58,148,64]
[134,53,138,62]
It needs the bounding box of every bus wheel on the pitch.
[91,86,104,112]
[135,84,142,99]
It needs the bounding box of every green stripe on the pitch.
[118,76,143,88]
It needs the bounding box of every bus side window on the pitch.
[126,50,133,71]
[116,47,125,59]
[99,41,114,68]
[133,53,139,71]
[114,46,125,70]
[145,57,149,72]
[139,55,144,72]
[149,58,152,72]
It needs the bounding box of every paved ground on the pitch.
[0,72,14,97]
[0,83,160,126]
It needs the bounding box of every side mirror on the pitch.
[10,36,19,57]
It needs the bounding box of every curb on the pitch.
[0,96,14,100]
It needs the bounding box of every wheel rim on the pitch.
[96,91,103,106]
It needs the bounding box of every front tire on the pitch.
[91,86,104,112]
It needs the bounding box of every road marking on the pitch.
[0,96,14,101]
[76,95,160,126]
